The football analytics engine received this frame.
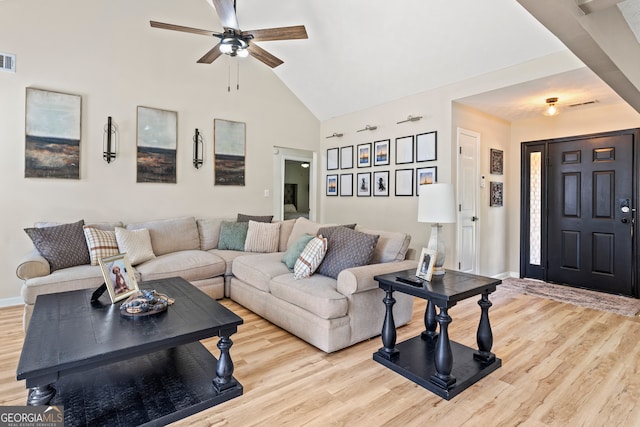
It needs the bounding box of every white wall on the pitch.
[0,0,319,300]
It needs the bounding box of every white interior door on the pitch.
[456,128,480,273]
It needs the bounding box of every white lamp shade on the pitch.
[418,183,456,223]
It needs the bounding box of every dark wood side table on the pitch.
[373,269,501,400]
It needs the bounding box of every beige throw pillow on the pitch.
[244,220,281,253]
[83,226,119,265]
[115,227,155,265]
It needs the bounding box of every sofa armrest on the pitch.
[336,260,418,296]
[16,250,50,280]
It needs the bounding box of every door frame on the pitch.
[456,127,480,274]
[272,147,317,221]
[520,128,639,297]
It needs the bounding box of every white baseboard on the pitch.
[492,271,519,280]
[0,297,23,308]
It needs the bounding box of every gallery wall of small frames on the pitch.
[326,131,438,197]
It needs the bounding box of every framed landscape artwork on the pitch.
[137,106,177,184]
[214,119,246,186]
[416,166,437,193]
[357,172,371,196]
[374,140,390,166]
[373,170,389,196]
[326,174,338,196]
[25,88,81,179]
[416,131,437,162]
[357,143,371,168]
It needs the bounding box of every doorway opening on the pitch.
[272,147,316,221]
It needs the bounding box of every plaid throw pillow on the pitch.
[293,235,328,279]
[83,226,120,265]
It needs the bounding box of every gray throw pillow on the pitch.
[282,233,315,271]
[24,219,90,272]
[316,226,379,279]
[237,213,273,223]
[218,221,249,251]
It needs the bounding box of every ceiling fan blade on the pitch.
[150,21,221,37]
[244,25,308,42]
[197,44,224,64]
[248,44,284,68]
[211,0,240,30]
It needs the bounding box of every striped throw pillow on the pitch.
[293,235,328,279]
[244,220,281,253]
[83,226,120,265]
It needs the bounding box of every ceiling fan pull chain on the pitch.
[227,61,231,93]
[237,62,240,91]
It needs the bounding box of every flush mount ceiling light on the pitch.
[544,97,559,116]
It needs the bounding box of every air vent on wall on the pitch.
[0,52,16,73]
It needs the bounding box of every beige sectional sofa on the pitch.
[17,216,416,353]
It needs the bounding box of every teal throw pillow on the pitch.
[282,233,315,271]
[218,221,249,251]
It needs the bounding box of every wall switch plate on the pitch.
[264,189,270,197]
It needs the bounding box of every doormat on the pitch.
[498,277,640,317]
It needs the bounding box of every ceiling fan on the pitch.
[150,0,307,68]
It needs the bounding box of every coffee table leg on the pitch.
[421,300,438,340]
[377,288,399,360]
[474,291,496,364]
[27,384,55,406]
[213,335,239,393]
[430,306,456,389]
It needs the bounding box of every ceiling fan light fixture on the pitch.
[236,48,249,58]
[544,97,559,116]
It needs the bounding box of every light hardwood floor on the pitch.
[3,288,640,426]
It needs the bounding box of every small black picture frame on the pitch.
[340,173,353,196]
[327,148,339,171]
[340,146,354,169]
[395,168,414,196]
[357,172,371,197]
[373,170,390,197]
[416,131,437,162]
[416,166,437,193]
[395,135,414,164]
[373,140,390,166]
[357,143,372,168]
[490,148,504,175]
[326,174,338,196]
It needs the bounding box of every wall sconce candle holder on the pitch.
[103,116,117,163]
[193,128,204,169]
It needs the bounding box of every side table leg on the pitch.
[421,300,438,340]
[27,384,56,406]
[213,335,239,393]
[474,291,496,364]
[430,306,456,389]
[377,288,399,360]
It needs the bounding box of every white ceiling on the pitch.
[188,0,638,121]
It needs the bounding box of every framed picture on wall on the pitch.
[490,148,504,175]
[373,170,389,196]
[416,166,437,193]
[357,172,371,197]
[327,148,339,170]
[340,173,353,196]
[395,169,414,196]
[357,143,372,168]
[340,146,354,169]
[373,140,390,166]
[213,118,245,186]
[416,131,437,162]
[395,135,414,164]
[326,174,338,196]
[490,181,504,206]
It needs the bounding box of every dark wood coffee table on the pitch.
[373,269,501,400]
[17,276,243,426]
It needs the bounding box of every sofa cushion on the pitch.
[197,217,235,250]
[237,213,273,223]
[278,219,296,251]
[126,217,200,256]
[294,236,328,280]
[218,221,248,251]
[282,233,315,271]
[232,252,291,292]
[209,249,251,276]
[115,227,155,265]
[244,221,281,253]
[83,226,119,266]
[355,225,411,263]
[270,273,348,320]
[24,220,90,272]
[316,227,379,279]
[134,250,225,282]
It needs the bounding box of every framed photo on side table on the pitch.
[416,248,437,282]
[99,254,139,303]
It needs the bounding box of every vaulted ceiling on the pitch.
[160,0,640,122]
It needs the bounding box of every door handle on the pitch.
[471,216,479,222]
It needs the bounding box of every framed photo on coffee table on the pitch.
[99,254,139,303]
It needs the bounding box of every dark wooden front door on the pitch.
[547,132,635,295]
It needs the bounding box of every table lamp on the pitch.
[418,183,456,276]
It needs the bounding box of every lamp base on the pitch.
[427,223,447,275]
[432,266,446,276]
